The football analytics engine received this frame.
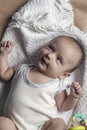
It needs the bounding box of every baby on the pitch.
[0,36,84,130]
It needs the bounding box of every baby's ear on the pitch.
[59,72,71,79]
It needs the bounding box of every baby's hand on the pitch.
[0,41,14,55]
[70,82,83,98]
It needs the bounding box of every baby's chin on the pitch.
[43,72,58,79]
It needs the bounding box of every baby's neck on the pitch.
[28,67,54,84]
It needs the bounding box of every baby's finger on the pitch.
[74,84,82,92]
[0,42,5,47]
[8,41,14,48]
[0,41,13,47]
[3,42,8,47]
[73,82,81,89]
[7,41,13,46]
[75,87,83,96]
[75,85,82,91]
[73,82,79,86]
[1,41,8,47]
[76,88,83,95]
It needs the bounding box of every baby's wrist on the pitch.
[70,93,80,99]
[0,53,8,57]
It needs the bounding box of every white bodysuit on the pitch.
[4,64,71,130]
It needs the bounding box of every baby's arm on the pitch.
[55,82,83,112]
[0,41,16,81]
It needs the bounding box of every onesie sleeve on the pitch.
[10,64,33,87]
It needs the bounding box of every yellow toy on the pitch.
[68,113,87,130]
[69,126,85,130]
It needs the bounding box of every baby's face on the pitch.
[37,37,81,78]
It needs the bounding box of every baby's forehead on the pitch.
[53,36,83,57]
[50,36,70,45]
[52,36,80,49]
[53,36,76,43]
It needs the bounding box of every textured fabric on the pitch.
[0,0,87,125]
[4,64,71,130]
[1,0,74,66]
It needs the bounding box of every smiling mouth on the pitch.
[40,56,47,65]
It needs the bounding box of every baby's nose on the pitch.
[47,53,55,61]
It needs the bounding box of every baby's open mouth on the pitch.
[41,56,47,66]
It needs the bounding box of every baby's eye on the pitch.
[57,57,61,63]
[48,45,54,52]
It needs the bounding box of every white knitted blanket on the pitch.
[1,0,87,124]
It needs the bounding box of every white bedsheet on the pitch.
[0,0,87,124]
